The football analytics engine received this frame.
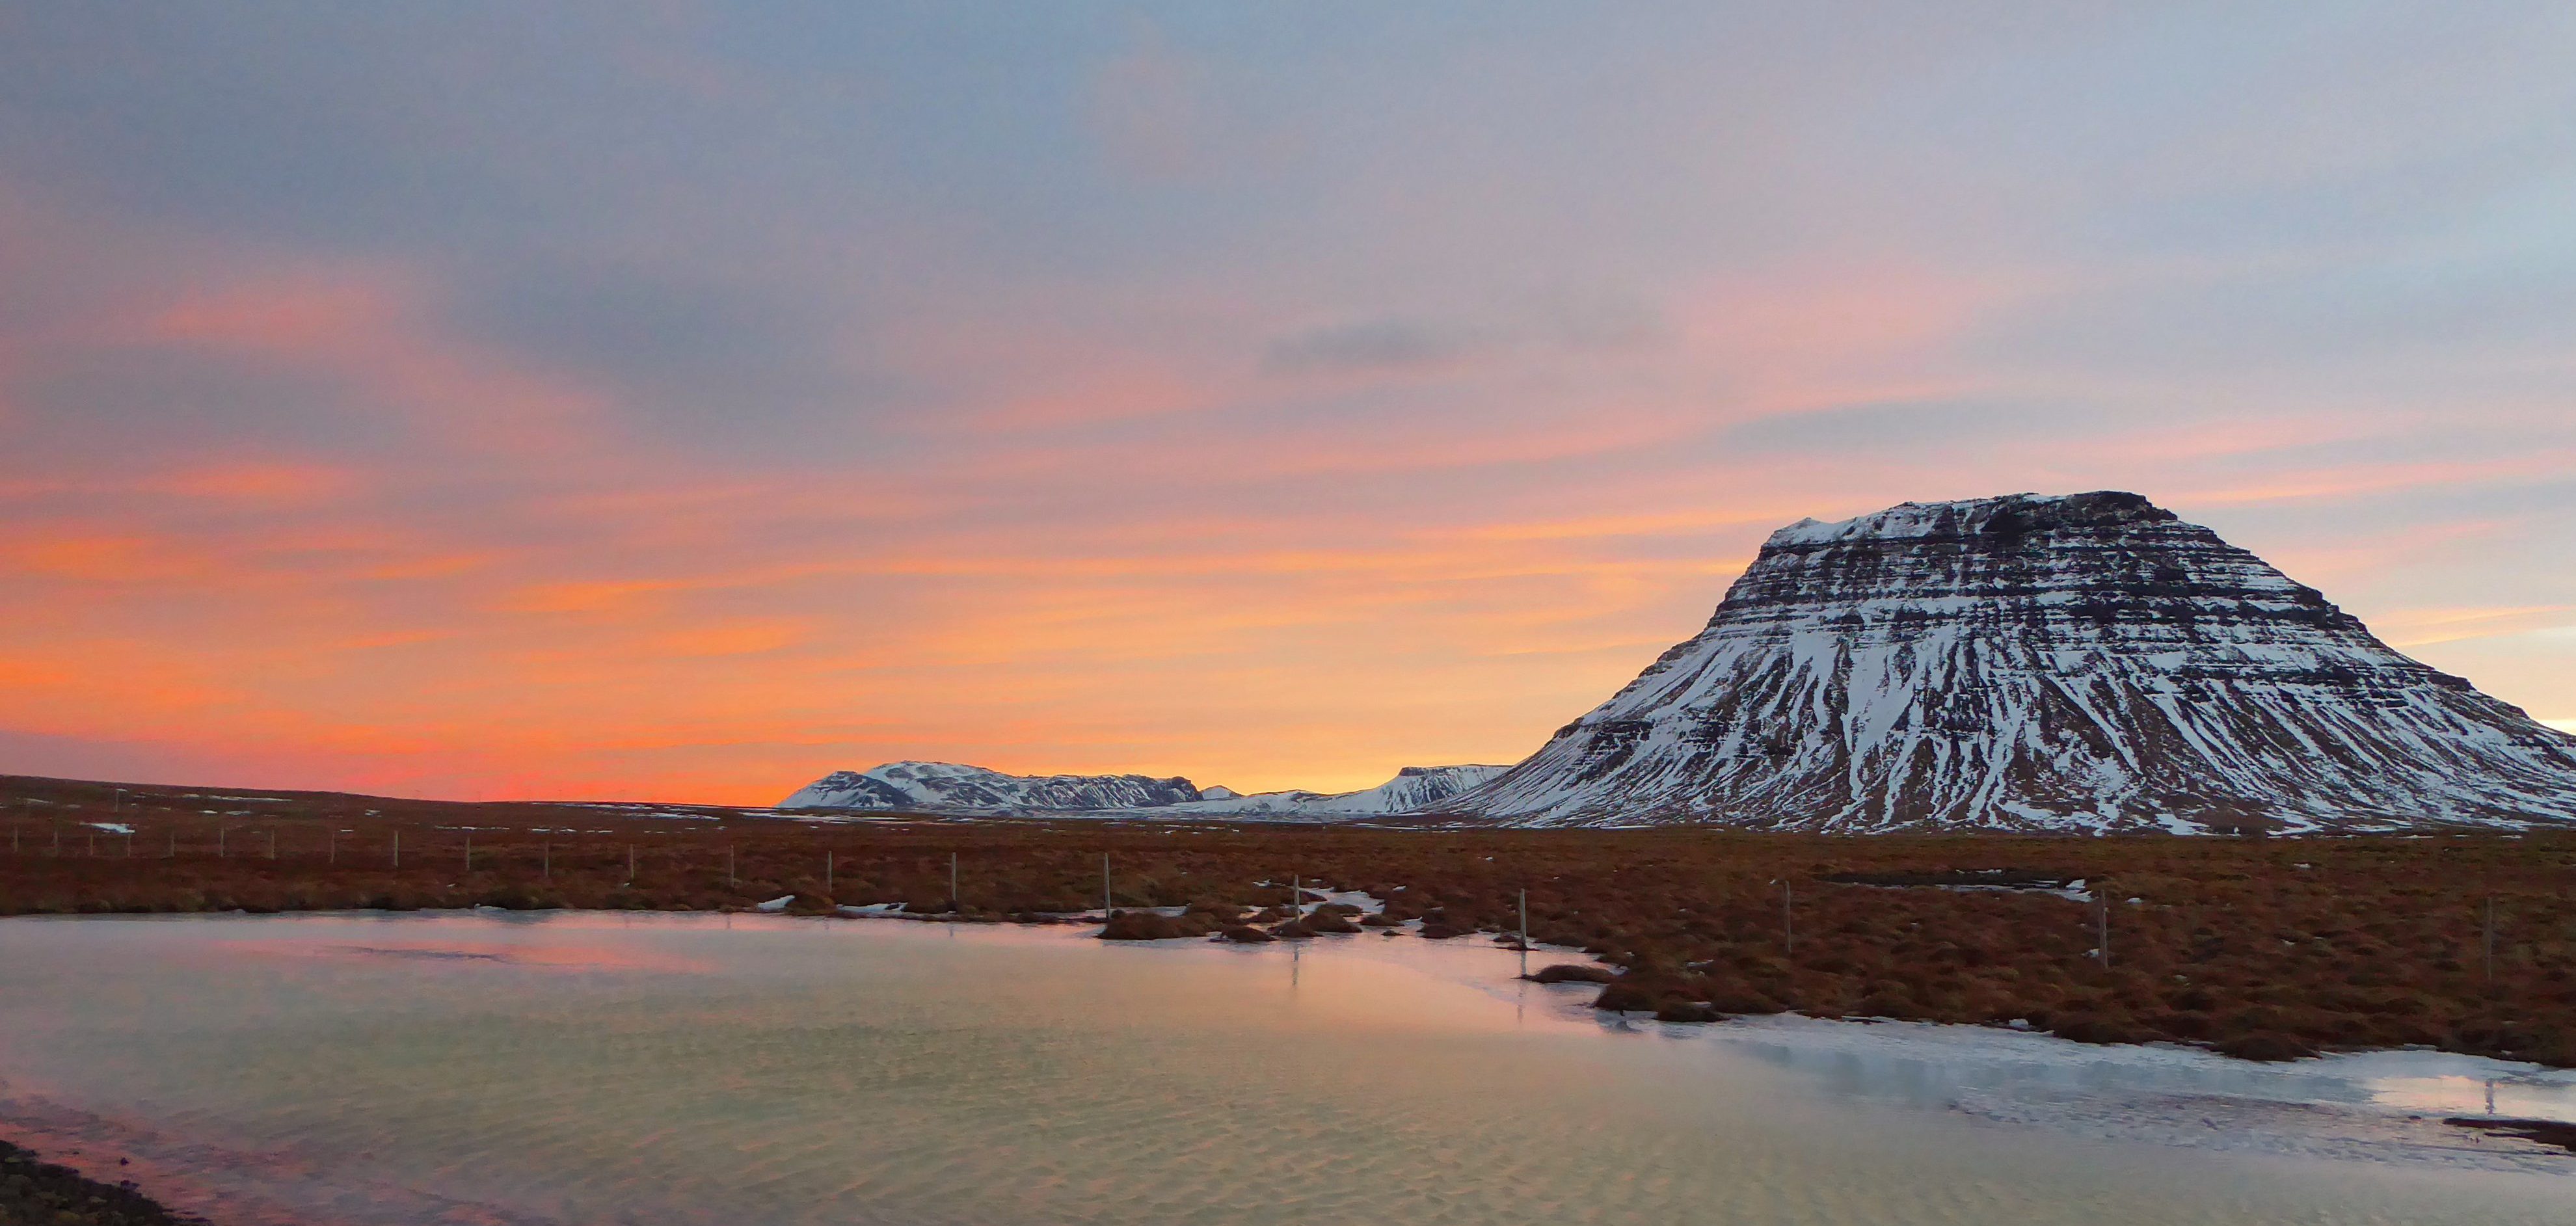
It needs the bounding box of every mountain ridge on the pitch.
[779,761,1510,818]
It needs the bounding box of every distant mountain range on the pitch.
[780,761,1508,820]
[783,492,2576,833]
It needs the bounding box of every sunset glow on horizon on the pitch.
[5,5,2574,804]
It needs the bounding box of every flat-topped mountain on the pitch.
[1452,491,2576,832]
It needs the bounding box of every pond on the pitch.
[1,912,2568,1225]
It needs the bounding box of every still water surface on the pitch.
[1,912,2569,1225]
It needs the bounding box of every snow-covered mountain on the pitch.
[777,762,1509,818]
[1168,764,1512,817]
[780,762,1207,813]
[1345,763,1513,812]
[1453,491,2576,833]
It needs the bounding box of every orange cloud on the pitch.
[1,531,213,582]
[1438,509,1788,544]
[2178,452,2576,508]
[502,580,693,615]
[146,461,358,505]
[1674,259,2029,413]
[651,619,814,658]
[152,275,397,353]
[362,552,499,581]
[2375,605,2575,649]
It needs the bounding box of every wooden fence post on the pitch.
[2484,896,2496,985]
[1783,880,1795,961]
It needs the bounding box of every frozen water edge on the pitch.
[1663,1011,2576,1175]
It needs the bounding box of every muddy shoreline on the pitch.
[0,1138,208,1226]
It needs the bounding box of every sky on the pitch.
[3,2,2574,804]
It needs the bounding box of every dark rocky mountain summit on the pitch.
[1456,492,2576,831]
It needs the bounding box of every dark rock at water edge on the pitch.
[2447,1117,2576,1154]
[1523,963,1617,984]
[1098,910,1218,940]
[0,1139,209,1226]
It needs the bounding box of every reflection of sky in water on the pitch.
[1697,1017,2576,1124]
[2368,1073,2576,1121]
[0,913,2569,1226]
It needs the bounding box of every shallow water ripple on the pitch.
[1,914,2569,1226]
